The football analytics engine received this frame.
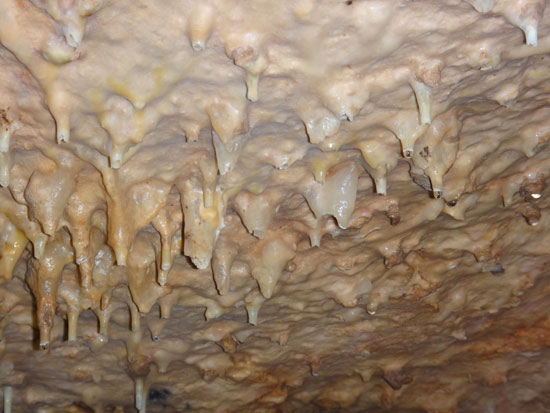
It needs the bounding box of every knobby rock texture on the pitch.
[0,0,549,411]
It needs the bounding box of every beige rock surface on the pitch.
[0,0,549,411]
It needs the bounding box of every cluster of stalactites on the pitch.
[0,0,548,352]
[0,145,403,347]
[1,130,548,351]
[0,0,545,170]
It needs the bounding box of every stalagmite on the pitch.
[250,237,296,299]
[188,4,215,51]
[46,84,72,144]
[207,100,248,150]
[135,377,146,413]
[67,309,79,342]
[0,152,9,188]
[64,171,107,286]
[211,226,239,295]
[0,110,19,153]
[26,229,74,349]
[318,67,370,122]
[96,284,133,337]
[245,290,265,326]
[355,133,400,196]
[99,95,147,169]
[181,180,224,270]
[412,110,461,199]
[309,150,345,184]
[103,171,131,266]
[159,286,224,320]
[147,317,167,341]
[302,110,341,145]
[127,231,171,313]
[386,111,429,158]
[130,299,141,332]
[0,215,26,282]
[233,190,283,239]
[39,0,100,49]
[105,174,170,267]
[497,0,546,46]
[467,0,495,13]
[212,130,244,175]
[24,167,75,236]
[3,386,13,413]
[240,55,268,102]
[410,78,433,125]
[0,191,48,259]
[304,163,359,229]
[152,194,183,279]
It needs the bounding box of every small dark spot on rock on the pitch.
[386,205,401,226]
[148,388,171,403]
[491,263,505,275]
[447,198,458,207]
[389,215,400,226]
[0,109,10,125]
[420,146,430,159]
[383,370,412,390]
[346,0,353,5]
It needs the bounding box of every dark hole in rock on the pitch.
[148,388,171,403]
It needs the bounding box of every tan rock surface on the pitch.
[0,0,549,411]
